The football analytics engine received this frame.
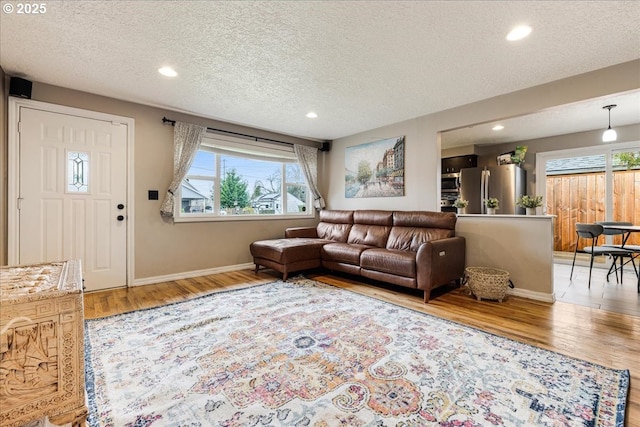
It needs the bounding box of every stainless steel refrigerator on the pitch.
[458,165,526,214]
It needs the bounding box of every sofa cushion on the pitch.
[347,224,392,248]
[393,211,457,230]
[360,248,416,278]
[320,209,354,223]
[386,211,456,251]
[354,210,393,226]
[316,210,354,242]
[321,242,374,265]
[250,238,329,263]
[317,222,353,242]
[347,210,394,248]
[387,227,453,251]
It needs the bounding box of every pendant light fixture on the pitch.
[602,104,617,142]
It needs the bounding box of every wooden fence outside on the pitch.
[546,170,640,252]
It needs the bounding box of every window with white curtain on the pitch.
[175,134,313,221]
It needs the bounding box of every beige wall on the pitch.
[2,82,322,280]
[324,117,425,210]
[324,60,640,210]
[457,215,555,299]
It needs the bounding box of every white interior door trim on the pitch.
[8,97,135,286]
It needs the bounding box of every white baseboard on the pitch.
[133,263,255,287]
[508,287,556,303]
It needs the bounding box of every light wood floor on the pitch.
[84,269,640,426]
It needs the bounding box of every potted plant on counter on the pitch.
[516,195,543,215]
[483,197,499,215]
[453,198,469,214]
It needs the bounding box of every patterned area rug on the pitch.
[85,277,629,426]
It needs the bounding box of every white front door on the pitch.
[16,106,129,291]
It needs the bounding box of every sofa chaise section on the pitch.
[250,210,354,280]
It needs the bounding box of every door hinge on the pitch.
[17,198,23,210]
[111,121,122,126]
[18,121,23,133]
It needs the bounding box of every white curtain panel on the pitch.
[294,144,326,210]
[160,122,207,217]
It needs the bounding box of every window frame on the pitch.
[174,134,315,222]
[536,140,640,257]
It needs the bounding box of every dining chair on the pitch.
[597,221,639,278]
[570,223,636,288]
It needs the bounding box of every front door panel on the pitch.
[18,107,128,291]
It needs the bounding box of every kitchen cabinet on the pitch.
[442,155,478,173]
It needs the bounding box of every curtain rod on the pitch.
[162,117,299,147]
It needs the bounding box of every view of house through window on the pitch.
[177,136,312,219]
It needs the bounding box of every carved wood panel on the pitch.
[0,260,87,427]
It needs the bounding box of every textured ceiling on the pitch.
[1,1,639,143]
[442,90,640,149]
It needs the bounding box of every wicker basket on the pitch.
[464,267,510,302]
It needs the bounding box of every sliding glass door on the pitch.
[536,142,640,260]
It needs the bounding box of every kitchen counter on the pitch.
[457,213,552,219]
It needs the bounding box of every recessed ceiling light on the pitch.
[506,25,532,41]
[158,66,178,77]
[492,125,505,131]
[306,112,318,119]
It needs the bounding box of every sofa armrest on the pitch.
[416,236,466,296]
[285,227,319,238]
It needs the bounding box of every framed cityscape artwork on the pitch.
[345,136,405,198]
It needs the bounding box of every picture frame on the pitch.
[345,136,405,198]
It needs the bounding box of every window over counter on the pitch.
[175,134,313,222]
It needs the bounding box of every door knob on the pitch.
[117,215,125,221]
[117,204,125,210]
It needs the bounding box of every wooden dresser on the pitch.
[0,260,88,427]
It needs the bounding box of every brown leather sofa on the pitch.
[250,210,465,302]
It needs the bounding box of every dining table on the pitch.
[601,224,640,292]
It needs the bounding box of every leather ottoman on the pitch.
[250,238,328,280]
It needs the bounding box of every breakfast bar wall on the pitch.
[456,215,555,302]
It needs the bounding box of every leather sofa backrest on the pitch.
[314,210,457,249]
[317,210,354,242]
[392,211,457,230]
[347,210,393,248]
[387,211,457,251]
